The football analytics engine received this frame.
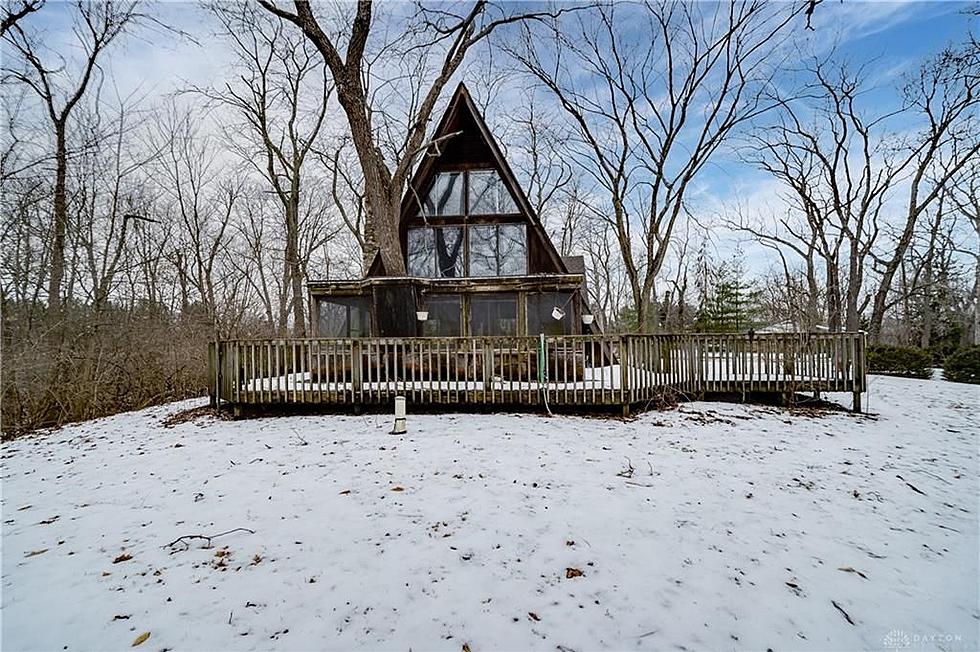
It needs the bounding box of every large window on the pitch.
[469,170,518,214]
[422,295,462,336]
[407,223,526,278]
[407,227,463,277]
[408,168,528,278]
[422,172,464,217]
[470,294,518,336]
[527,292,574,335]
[468,224,527,276]
[318,297,372,337]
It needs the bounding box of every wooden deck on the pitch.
[208,332,867,415]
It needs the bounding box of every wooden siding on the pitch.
[209,332,867,413]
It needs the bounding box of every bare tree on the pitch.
[510,1,802,331]
[149,102,243,336]
[1,0,43,37]
[867,43,980,340]
[198,3,335,335]
[256,0,575,274]
[949,160,980,345]
[740,61,902,331]
[743,42,979,337]
[3,0,141,319]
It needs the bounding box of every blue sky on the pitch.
[679,1,977,265]
[6,1,977,277]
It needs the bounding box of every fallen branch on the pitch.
[164,528,256,551]
[831,600,855,625]
[896,475,927,496]
[616,457,634,478]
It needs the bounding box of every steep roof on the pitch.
[367,82,569,277]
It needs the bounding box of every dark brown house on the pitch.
[308,83,596,339]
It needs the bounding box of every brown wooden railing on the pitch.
[208,332,867,414]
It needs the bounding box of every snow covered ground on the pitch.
[2,374,976,651]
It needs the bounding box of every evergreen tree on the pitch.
[694,251,763,333]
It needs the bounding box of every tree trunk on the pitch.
[335,73,406,276]
[283,190,306,337]
[825,264,843,332]
[973,255,979,345]
[47,122,68,320]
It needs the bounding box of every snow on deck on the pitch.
[1,375,976,651]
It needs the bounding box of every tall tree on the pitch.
[743,42,979,337]
[199,3,335,335]
[949,159,980,345]
[510,1,802,332]
[256,0,571,274]
[867,42,980,340]
[3,0,141,318]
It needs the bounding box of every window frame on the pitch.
[421,294,463,337]
[407,225,465,278]
[407,167,528,278]
[421,171,464,218]
[526,291,575,336]
[468,169,519,216]
[316,296,373,338]
[469,292,520,337]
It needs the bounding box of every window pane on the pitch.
[407,228,434,277]
[497,224,527,275]
[434,227,463,278]
[527,292,573,335]
[467,224,497,277]
[422,295,461,336]
[318,299,347,337]
[318,297,372,337]
[470,294,518,336]
[469,170,517,215]
[348,300,372,338]
[423,172,463,217]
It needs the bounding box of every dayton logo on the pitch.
[882,630,911,649]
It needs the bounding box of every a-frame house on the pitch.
[308,83,595,339]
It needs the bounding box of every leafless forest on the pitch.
[2,0,978,433]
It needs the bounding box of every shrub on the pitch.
[943,346,980,384]
[866,345,932,379]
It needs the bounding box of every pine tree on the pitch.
[694,251,762,333]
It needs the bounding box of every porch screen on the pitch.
[407,227,463,277]
[468,224,527,276]
[422,295,462,336]
[470,294,518,336]
[317,297,372,338]
[527,292,574,335]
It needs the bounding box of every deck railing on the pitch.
[208,332,867,414]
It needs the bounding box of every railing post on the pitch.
[482,342,492,402]
[352,339,363,402]
[620,335,630,413]
[538,333,551,413]
[208,341,217,408]
[853,332,866,413]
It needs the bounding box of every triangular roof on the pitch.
[367,82,569,277]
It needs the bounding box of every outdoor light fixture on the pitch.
[416,310,429,321]
[551,307,566,321]
[582,314,595,325]
[392,395,407,435]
